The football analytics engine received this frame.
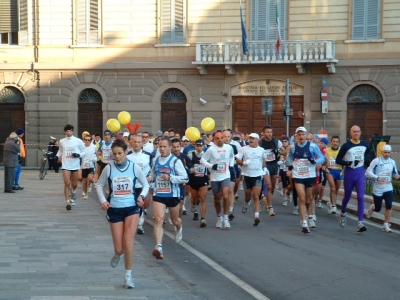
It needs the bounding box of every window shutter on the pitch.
[0,0,18,32]
[366,0,379,39]
[89,0,100,43]
[352,0,365,39]
[279,0,286,40]
[251,0,286,41]
[77,0,87,44]
[174,0,184,43]
[18,0,29,45]
[161,0,172,43]
[267,0,276,40]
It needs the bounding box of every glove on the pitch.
[212,164,218,170]
[72,153,80,158]
[243,159,251,166]
[307,157,316,164]
[354,160,360,167]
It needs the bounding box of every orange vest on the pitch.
[18,137,26,158]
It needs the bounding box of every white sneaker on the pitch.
[110,253,123,268]
[308,217,316,228]
[340,213,346,228]
[216,216,223,228]
[331,206,337,214]
[382,223,392,233]
[224,218,231,229]
[124,276,135,289]
[70,199,76,206]
[280,190,284,196]
[282,200,288,206]
[174,226,183,243]
[365,204,375,219]
[82,191,85,196]
[66,200,71,211]
[83,192,88,200]
[292,206,299,215]
[317,201,322,208]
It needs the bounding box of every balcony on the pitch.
[193,40,338,75]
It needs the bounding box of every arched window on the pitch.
[0,86,25,165]
[347,84,383,141]
[77,88,103,136]
[161,88,187,135]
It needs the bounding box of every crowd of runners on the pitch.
[29,123,399,289]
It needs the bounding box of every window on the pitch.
[0,0,30,45]
[75,0,101,45]
[250,0,286,41]
[161,0,186,44]
[352,0,380,40]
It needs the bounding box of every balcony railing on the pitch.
[193,40,338,75]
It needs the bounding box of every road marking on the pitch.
[146,220,269,300]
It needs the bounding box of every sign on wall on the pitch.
[231,79,304,96]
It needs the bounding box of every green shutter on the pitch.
[161,0,185,44]
[251,0,286,41]
[353,0,379,40]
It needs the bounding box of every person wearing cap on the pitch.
[260,125,287,217]
[142,131,154,154]
[127,134,152,235]
[286,126,325,234]
[186,139,209,227]
[335,125,369,232]
[55,124,86,210]
[200,132,235,229]
[3,133,20,193]
[47,136,58,171]
[324,136,342,215]
[365,144,399,233]
[236,133,269,226]
[13,128,25,190]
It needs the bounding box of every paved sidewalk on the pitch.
[0,170,200,300]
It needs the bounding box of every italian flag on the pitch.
[276,2,282,54]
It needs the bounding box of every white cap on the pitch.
[123,132,129,137]
[295,126,307,133]
[382,144,392,151]
[50,136,56,140]
[248,133,260,139]
[182,136,189,141]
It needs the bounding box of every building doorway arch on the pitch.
[347,84,383,141]
[77,88,103,136]
[161,88,187,136]
[0,86,25,166]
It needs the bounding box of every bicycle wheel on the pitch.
[39,160,47,180]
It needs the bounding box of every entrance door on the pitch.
[232,96,304,138]
[347,103,382,141]
[161,88,187,136]
[77,88,103,136]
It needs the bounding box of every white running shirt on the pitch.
[57,136,85,170]
[200,144,234,182]
[236,146,266,177]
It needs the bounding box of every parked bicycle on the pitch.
[38,148,53,180]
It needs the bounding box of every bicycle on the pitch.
[38,148,53,180]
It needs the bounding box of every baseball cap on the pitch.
[295,126,307,133]
[281,136,290,141]
[50,136,57,140]
[382,144,392,151]
[155,130,163,136]
[123,132,129,137]
[195,139,204,145]
[320,138,329,145]
[249,133,260,139]
[182,136,189,141]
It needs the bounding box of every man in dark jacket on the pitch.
[3,132,20,193]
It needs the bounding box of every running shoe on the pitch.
[216,216,223,228]
[365,204,375,219]
[235,194,239,199]
[193,211,199,221]
[242,200,251,213]
[382,224,392,233]
[282,200,288,206]
[317,201,322,208]
[83,192,88,200]
[200,219,207,227]
[66,200,71,211]
[331,206,337,215]
[110,253,123,268]
[152,244,164,259]
[124,277,135,289]
[71,192,77,201]
[292,206,299,215]
[223,218,231,229]
[268,207,275,216]
[302,226,310,234]
[280,189,284,196]
[308,217,316,228]
[357,222,367,232]
[228,212,235,221]
[253,217,260,226]
[190,203,196,213]
[182,209,187,215]
[70,199,76,206]
[137,226,145,235]
[340,213,346,228]
[174,226,182,243]
[82,191,85,196]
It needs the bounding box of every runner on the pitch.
[186,139,209,227]
[286,127,325,233]
[200,132,235,229]
[142,131,154,154]
[365,144,399,232]
[96,139,149,289]
[81,134,97,199]
[278,136,291,206]
[260,125,287,216]
[95,130,114,182]
[149,137,189,259]
[56,124,86,210]
[325,136,342,214]
[236,133,268,226]
[127,134,152,235]
[335,125,369,232]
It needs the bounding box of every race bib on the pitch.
[83,158,92,168]
[294,159,310,177]
[352,150,364,164]
[329,157,339,169]
[156,176,171,193]
[102,149,112,163]
[113,176,133,197]
[194,164,206,177]
[216,162,227,173]
[379,171,391,185]
[65,147,74,158]
[265,150,275,162]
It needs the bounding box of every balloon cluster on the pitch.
[106,111,141,134]
[185,117,216,141]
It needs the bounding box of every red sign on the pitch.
[320,88,328,101]
[318,129,328,139]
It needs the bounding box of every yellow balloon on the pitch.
[201,117,216,132]
[185,127,201,141]
[107,118,121,132]
[118,111,131,125]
